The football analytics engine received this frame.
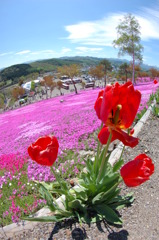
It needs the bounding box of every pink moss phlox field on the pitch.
[135,79,159,112]
[0,81,158,182]
[0,89,101,157]
[0,153,27,173]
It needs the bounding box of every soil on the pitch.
[1,113,159,240]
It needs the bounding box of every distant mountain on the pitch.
[140,63,159,71]
[0,56,158,84]
[60,56,127,67]
[60,56,158,71]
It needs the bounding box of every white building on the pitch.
[22,79,40,91]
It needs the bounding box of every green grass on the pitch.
[0,142,95,226]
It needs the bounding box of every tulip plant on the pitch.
[25,82,154,225]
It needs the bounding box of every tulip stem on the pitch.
[50,166,63,189]
[120,145,125,160]
[94,123,103,173]
[97,132,112,182]
[97,122,103,156]
[96,139,101,159]
[51,167,71,199]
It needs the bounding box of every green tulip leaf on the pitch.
[113,158,124,172]
[82,214,102,224]
[92,182,120,205]
[98,173,120,190]
[68,199,86,214]
[109,192,135,209]
[39,181,60,190]
[102,188,121,204]
[86,158,94,174]
[39,184,56,212]
[73,187,88,201]
[23,214,70,222]
[94,204,122,225]
[56,209,75,218]
[92,192,104,204]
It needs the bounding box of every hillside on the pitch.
[0,56,158,85]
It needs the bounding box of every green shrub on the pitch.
[152,105,159,117]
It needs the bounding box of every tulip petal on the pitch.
[111,129,139,148]
[33,136,51,150]
[98,126,111,145]
[94,96,103,120]
[98,126,139,148]
[121,176,150,187]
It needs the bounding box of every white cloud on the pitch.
[30,50,55,55]
[66,22,98,40]
[41,50,55,54]
[137,16,159,40]
[65,15,121,46]
[0,52,13,57]
[65,9,159,46]
[142,6,159,20]
[136,4,159,40]
[75,46,103,53]
[30,51,41,55]
[61,47,72,54]
[15,50,31,55]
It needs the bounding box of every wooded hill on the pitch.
[0,56,157,85]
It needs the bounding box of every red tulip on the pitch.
[120,154,154,187]
[28,135,59,166]
[154,79,158,84]
[94,82,141,147]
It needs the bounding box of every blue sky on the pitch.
[1,0,159,69]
